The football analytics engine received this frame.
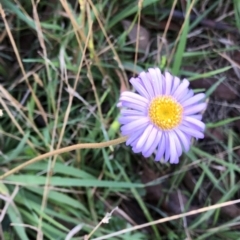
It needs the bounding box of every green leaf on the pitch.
[206,117,240,128]
[189,66,232,80]
[172,1,190,75]
[2,132,30,164]
[27,187,89,214]
[6,175,144,188]
[108,0,159,29]
[7,204,29,240]
[204,77,225,98]
[1,0,36,29]
[24,162,95,179]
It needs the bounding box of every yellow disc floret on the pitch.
[148,96,183,130]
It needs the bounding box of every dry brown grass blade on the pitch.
[0,85,53,150]
[0,136,127,180]
[92,198,240,240]
[37,2,93,238]
[31,0,51,86]
[158,0,178,61]
[0,92,35,150]
[133,0,144,75]
[87,0,129,90]
[167,0,197,68]
[0,5,48,127]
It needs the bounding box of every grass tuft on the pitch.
[0,0,240,239]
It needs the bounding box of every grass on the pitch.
[0,0,240,239]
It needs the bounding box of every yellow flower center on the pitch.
[148,96,183,130]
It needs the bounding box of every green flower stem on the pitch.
[0,136,127,180]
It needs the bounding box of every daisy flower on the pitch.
[117,68,206,164]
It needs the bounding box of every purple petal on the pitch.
[120,101,147,112]
[121,117,149,135]
[139,71,155,99]
[119,116,142,124]
[173,79,190,100]
[155,68,164,94]
[119,100,145,111]
[161,75,166,95]
[174,129,190,152]
[164,72,173,95]
[190,114,202,120]
[183,116,205,131]
[129,137,140,147]
[178,125,204,139]
[142,126,158,154]
[155,133,166,161]
[179,89,194,103]
[126,128,145,146]
[169,133,178,164]
[130,77,150,99]
[132,146,142,153]
[182,93,205,108]
[184,103,207,115]
[135,124,154,150]
[121,91,149,104]
[182,121,204,132]
[170,131,182,157]
[117,102,122,107]
[121,109,146,117]
[120,96,148,108]
[148,68,162,96]
[143,130,162,158]
[171,76,180,94]
[164,133,170,162]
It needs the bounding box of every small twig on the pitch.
[0,136,127,180]
[159,8,238,33]
[167,0,197,67]
[10,223,43,239]
[92,199,240,240]
[178,190,192,240]
[85,207,119,240]
[0,185,19,222]
[87,0,129,89]
[133,0,143,75]
[157,0,178,61]
[66,224,84,240]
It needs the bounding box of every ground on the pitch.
[0,0,240,239]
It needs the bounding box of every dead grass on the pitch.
[0,0,240,239]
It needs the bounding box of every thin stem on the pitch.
[92,198,240,240]
[0,136,127,180]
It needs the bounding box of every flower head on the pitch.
[118,68,206,164]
